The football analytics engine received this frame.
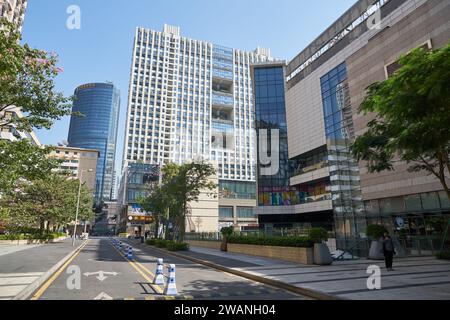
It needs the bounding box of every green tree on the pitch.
[0,139,60,193]
[0,19,73,194]
[0,19,72,132]
[140,161,217,242]
[351,44,450,200]
[165,161,217,242]
[0,173,94,233]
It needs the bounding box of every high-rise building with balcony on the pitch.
[123,24,273,231]
[68,83,121,204]
[0,0,27,33]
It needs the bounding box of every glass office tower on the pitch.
[68,83,121,203]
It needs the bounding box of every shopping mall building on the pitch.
[253,0,450,255]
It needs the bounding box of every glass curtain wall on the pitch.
[320,63,365,248]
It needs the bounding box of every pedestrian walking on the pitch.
[382,232,396,271]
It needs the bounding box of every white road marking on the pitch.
[94,292,113,300]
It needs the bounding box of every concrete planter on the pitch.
[227,243,314,265]
[313,243,333,265]
[368,240,385,260]
[186,240,221,250]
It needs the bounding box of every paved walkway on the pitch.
[0,244,41,258]
[0,238,79,300]
[182,246,450,300]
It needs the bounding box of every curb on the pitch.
[13,239,88,300]
[137,243,341,301]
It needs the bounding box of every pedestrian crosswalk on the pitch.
[0,272,43,300]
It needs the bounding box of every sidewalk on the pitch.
[175,246,450,300]
[0,238,83,300]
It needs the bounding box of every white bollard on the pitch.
[154,258,165,285]
[164,264,178,296]
[127,246,133,259]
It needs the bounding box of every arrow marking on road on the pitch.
[94,292,113,300]
[83,271,119,282]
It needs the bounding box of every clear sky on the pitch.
[21,0,356,174]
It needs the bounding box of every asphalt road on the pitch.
[33,238,308,300]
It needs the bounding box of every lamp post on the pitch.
[72,169,93,247]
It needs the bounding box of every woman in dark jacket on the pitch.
[382,232,396,271]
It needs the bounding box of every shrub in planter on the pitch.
[166,242,189,252]
[154,239,168,248]
[366,224,387,260]
[220,227,234,252]
[146,239,156,246]
[227,235,313,248]
[308,228,332,265]
[437,251,450,260]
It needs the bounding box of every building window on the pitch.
[237,207,255,219]
[219,207,233,219]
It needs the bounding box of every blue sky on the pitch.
[21,0,355,173]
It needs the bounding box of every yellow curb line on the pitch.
[31,240,90,300]
[109,242,164,295]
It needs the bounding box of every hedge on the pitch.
[145,239,190,251]
[437,251,450,260]
[227,235,313,248]
[0,232,66,242]
[166,241,189,251]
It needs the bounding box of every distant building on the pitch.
[0,0,27,33]
[0,107,41,145]
[68,83,121,203]
[117,163,160,234]
[49,145,99,192]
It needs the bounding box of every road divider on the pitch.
[154,258,165,285]
[109,238,184,298]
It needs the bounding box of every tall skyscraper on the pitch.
[68,83,121,203]
[123,24,273,231]
[0,0,27,33]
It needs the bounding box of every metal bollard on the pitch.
[164,264,177,296]
[153,258,165,285]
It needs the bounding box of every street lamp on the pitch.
[72,168,93,247]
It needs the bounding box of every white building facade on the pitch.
[123,24,273,231]
[0,0,27,33]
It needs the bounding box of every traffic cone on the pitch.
[164,264,177,296]
[154,258,165,285]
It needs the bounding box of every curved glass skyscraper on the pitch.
[68,83,120,203]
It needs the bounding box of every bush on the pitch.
[366,225,387,240]
[155,239,168,248]
[227,235,313,248]
[146,239,157,246]
[437,251,450,260]
[308,228,329,244]
[220,227,234,238]
[166,241,190,251]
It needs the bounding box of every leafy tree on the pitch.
[0,173,94,233]
[0,19,73,194]
[0,19,72,132]
[165,161,217,242]
[140,161,217,242]
[351,44,450,200]
[0,139,60,193]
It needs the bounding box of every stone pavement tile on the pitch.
[0,244,41,257]
[0,273,43,299]
[187,245,450,300]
